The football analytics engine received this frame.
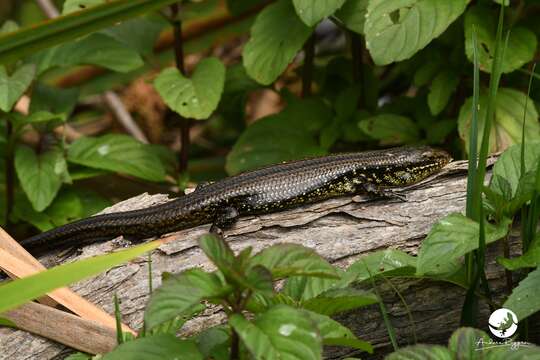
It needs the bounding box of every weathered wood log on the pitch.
[1,159,537,359]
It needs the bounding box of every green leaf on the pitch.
[302,288,378,316]
[102,335,203,360]
[243,0,313,85]
[343,249,417,284]
[195,326,230,360]
[63,0,105,14]
[225,98,330,174]
[229,305,322,359]
[458,88,540,154]
[15,146,68,212]
[464,5,537,73]
[364,0,467,65]
[29,82,79,116]
[34,33,144,74]
[485,344,540,359]
[448,327,490,359]
[251,243,338,279]
[0,64,35,112]
[428,69,460,116]
[358,114,420,145]
[335,0,369,35]
[305,310,373,353]
[0,0,181,65]
[102,17,165,56]
[385,344,453,360]
[12,187,111,231]
[154,58,225,120]
[490,142,540,198]
[10,111,66,134]
[63,353,91,360]
[144,269,232,330]
[283,276,341,302]
[67,134,166,182]
[503,267,540,321]
[498,236,540,270]
[416,213,511,275]
[198,234,236,275]
[0,241,160,314]
[292,0,346,26]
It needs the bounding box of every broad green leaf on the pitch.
[198,234,236,275]
[251,243,338,279]
[195,326,230,360]
[12,187,110,232]
[364,0,467,65]
[305,310,373,353]
[359,114,420,145]
[416,213,511,275]
[448,327,490,359]
[0,0,181,65]
[302,288,378,316]
[386,345,453,360]
[503,267,540,321]
[343,249,417,284]
[225,106,328,175]
[458,88,540,154]
[498,236,540,270]
[154,58,225,120]
[292,0,346,26]
[485,344,540,359]
[29,82,79,116]
[63,0,105,14]
[229,305,322,359]
[0,241,160,314]
[283,276,342,302]
[34,33,144,74]
[144,269,232,330]
[103,17,165,56]
[243,0,313,85]
[10,111,66,134]
[428,69,459,116]
[464,5,537,73]
[490,142,540,198]
[67,134,166,182]
[15,146,68,212]
[102,335,203,360]
[335,0,368,35]
[0,64,35,112]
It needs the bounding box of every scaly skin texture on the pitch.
[20,146,451,252]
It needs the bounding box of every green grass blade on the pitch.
[521,64,536,176]
[466,26,480,219]
[0,0,179,65]
[114,293,124,345]
[0,241,160,314]
[475,7,507,197]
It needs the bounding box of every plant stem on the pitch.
[301,33,315,98]
[230,328,240,360]
[5,118,14,227]
[170,2,191,173]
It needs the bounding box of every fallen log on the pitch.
[1,159,537,359]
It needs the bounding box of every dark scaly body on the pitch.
[20,146,451,252]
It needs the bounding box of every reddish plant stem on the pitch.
[301,34,315,98]
[170,3,191,173]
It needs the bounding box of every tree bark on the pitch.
[1,159,537,359]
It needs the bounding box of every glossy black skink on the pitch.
[20,146,451,252]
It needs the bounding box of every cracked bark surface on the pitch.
[1,159,537,359]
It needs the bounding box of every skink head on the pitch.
[379,146,452,186]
